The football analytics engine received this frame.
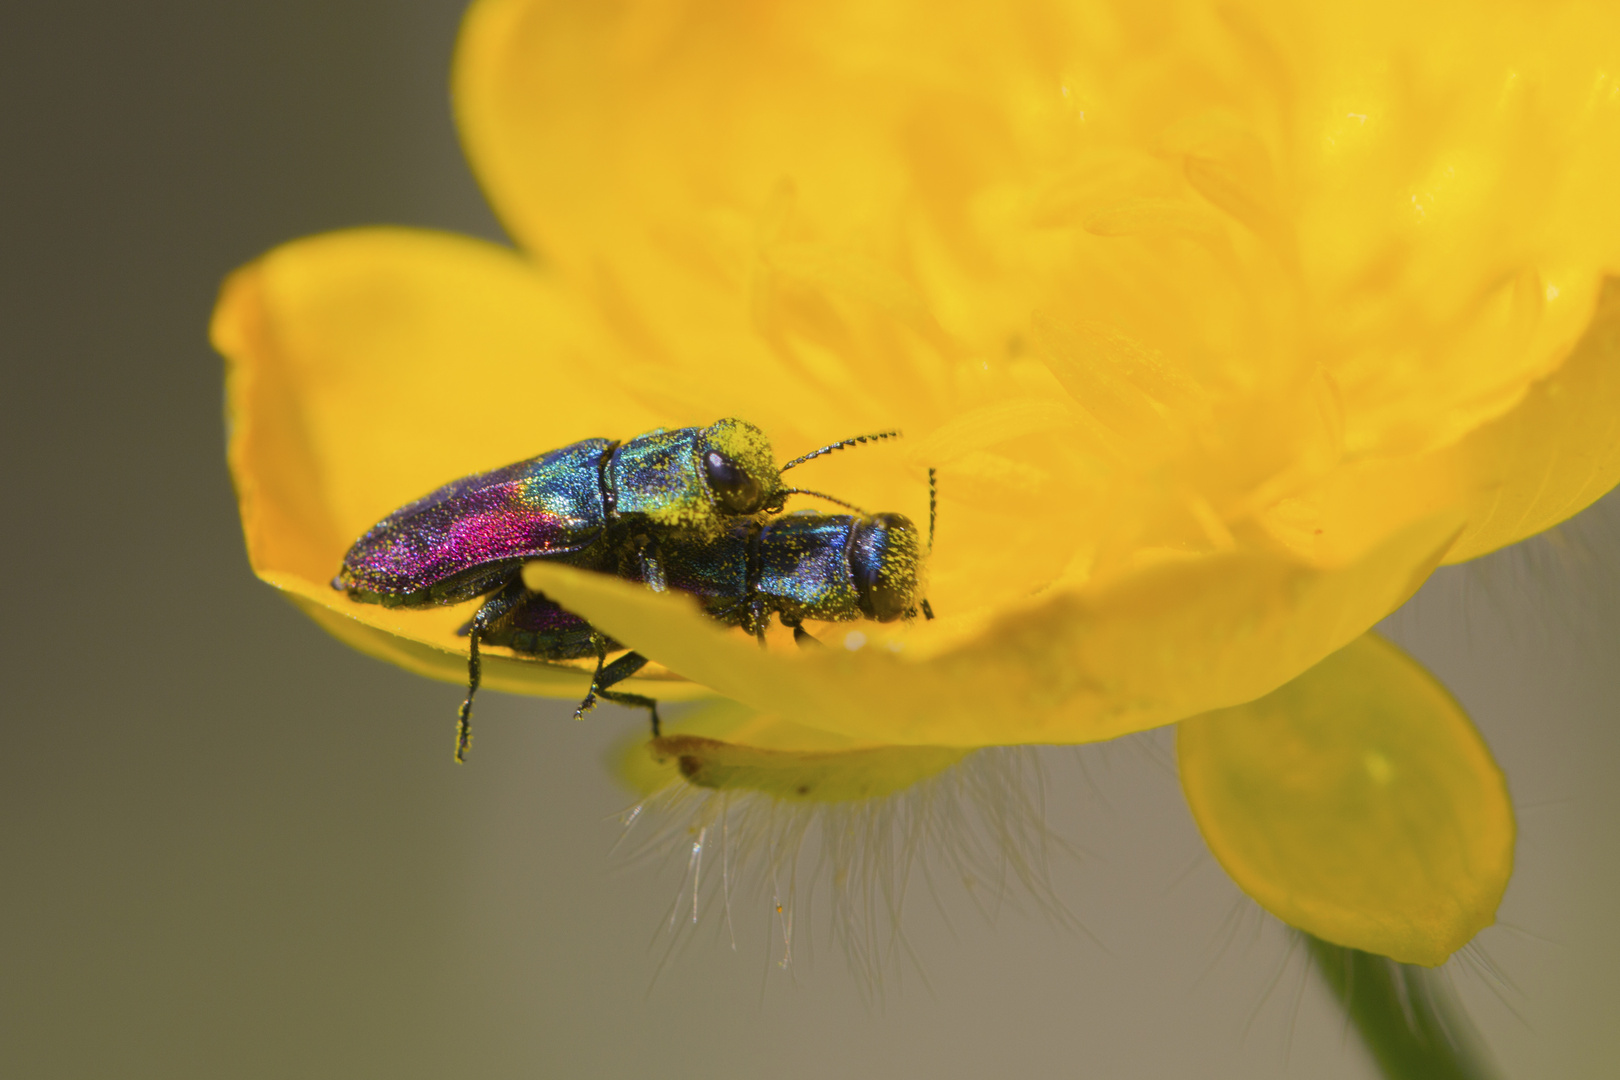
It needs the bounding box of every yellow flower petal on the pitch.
[613,698,969,801]
[527,506,1458,746]
[457,0,1620,459]
[1440,276,1620,562]
[211,226,700,700]
[221,3,1620,758]
[651,736,970,802]
[292,595,697,700]
[1264,277,1620,567]
[455,0,1620,658]
[1177,633,1514,966]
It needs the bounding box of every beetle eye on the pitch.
[704,450,764,513]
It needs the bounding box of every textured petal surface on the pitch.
[1440,275,1620,561]
[527,507,1456,747]
[446,0,1620,734]
[212,227,703,699]
[1268,276,1620,566]
[222,1,1620,745]
[458,0,1620,515]
[1177,633,1514,966]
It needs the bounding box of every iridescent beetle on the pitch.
[330,419,907,758]
[470,494,937,740]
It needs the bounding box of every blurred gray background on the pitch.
[3,3,1616,1077]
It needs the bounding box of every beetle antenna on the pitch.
[778,430,900,474]
[920,469,937,620]
[927,467,936,554]
[777,488,868,515]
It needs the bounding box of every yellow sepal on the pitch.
[1178,633,1514,966]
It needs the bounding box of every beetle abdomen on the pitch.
[335,438,612,605]
[471,591,606,660]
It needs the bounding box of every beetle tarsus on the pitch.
[575,635,609,719]
[576,638,657,734]
[599,688,660,738]
[455,635,479,764]
[456,609,489,763]
[455,578,528,761]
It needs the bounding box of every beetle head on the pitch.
[849,512,923,622]
[698,418,781,515]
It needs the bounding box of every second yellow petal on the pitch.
[527,507,1459,748]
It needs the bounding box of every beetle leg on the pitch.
[635,538,668,593]
[779,613,821,649]
[455,576,527,763]
[575,633,612,719]
[750,596,768,646]
[597,687,661,738]
[596,654,660,737]
[575,640,659,736]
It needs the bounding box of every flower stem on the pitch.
[1305,935,1502,1080]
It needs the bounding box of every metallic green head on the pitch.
[608,418,784,535]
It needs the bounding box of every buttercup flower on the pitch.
[213,0,1620,973]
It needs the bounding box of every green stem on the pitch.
[1305,935,1501,1080]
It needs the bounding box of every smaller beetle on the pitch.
[658,508,931,641]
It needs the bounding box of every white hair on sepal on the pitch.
[613,747,1083,994]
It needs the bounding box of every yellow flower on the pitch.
[212,0,1620,967]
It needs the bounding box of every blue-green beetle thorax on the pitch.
[757,510,923,624]
[757,513,864,619]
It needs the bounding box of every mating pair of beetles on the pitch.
[331,419,934,760]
